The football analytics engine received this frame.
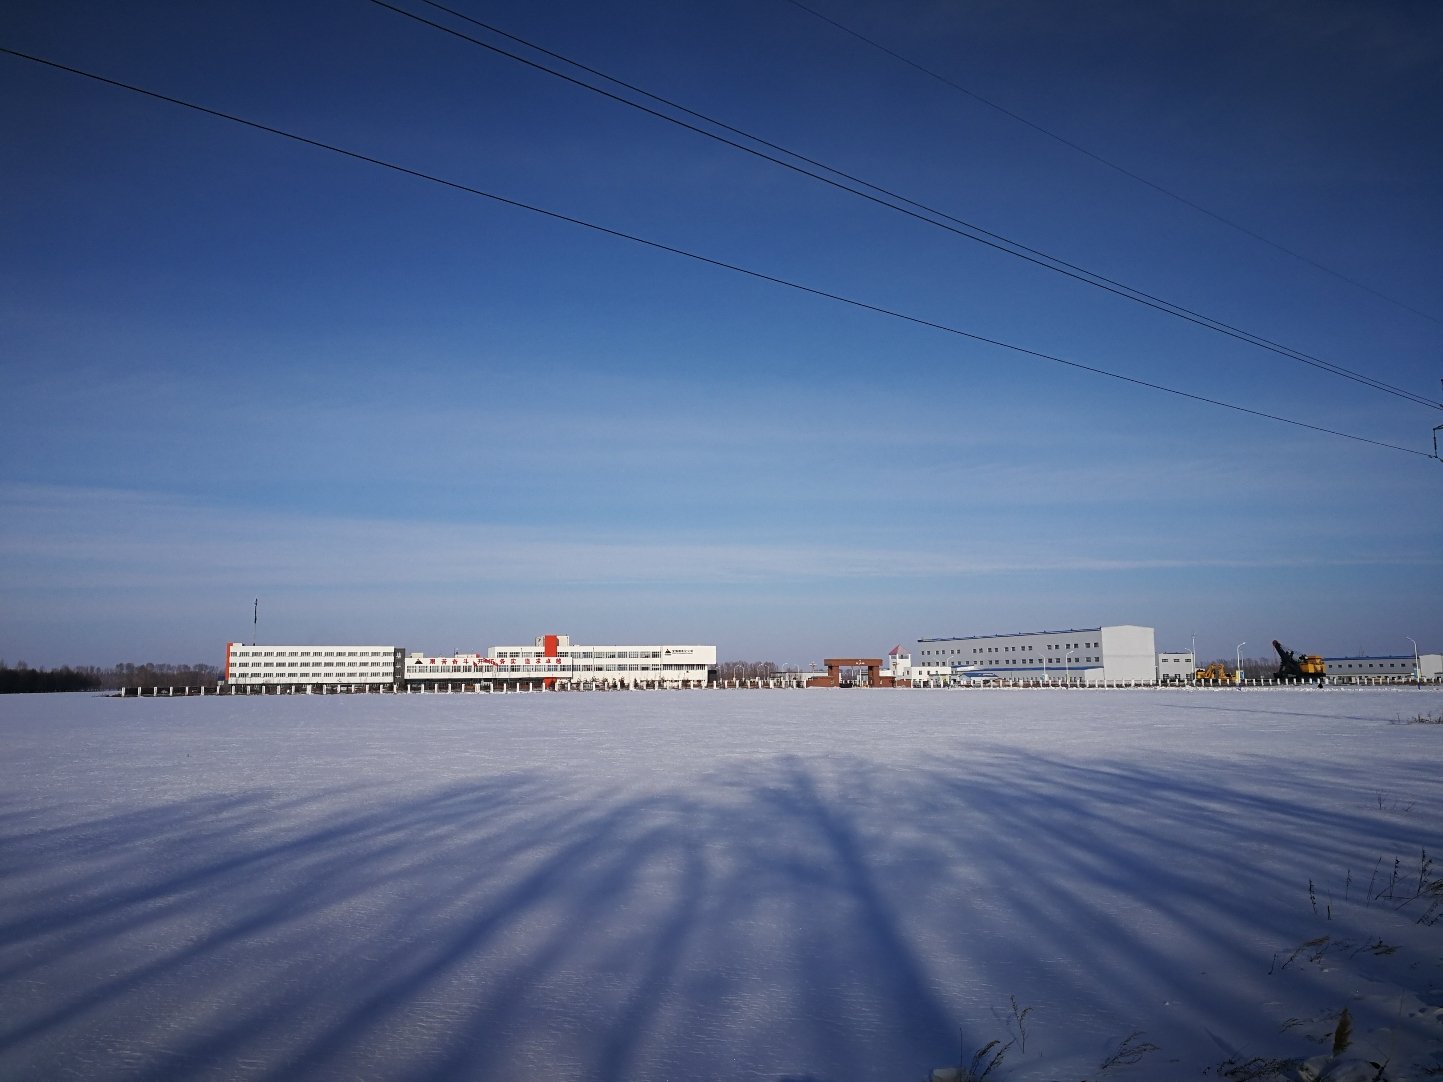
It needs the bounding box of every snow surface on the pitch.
[1,687,1440,1081]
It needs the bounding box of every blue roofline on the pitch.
[1324,655,1414,662]
[918,664,1095,674]
[918,627,1102,643]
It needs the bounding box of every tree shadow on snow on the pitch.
[0,742,1436,1081]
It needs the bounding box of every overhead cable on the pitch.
[781,0,1443,328]
[370,0,1441,411]
[0,45,1431,459]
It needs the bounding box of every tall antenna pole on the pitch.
[253,598,258,645]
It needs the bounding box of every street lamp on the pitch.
[1236,642,1246,685]
[1407,636,1420,685]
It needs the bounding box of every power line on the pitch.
[781,0,1443,328]
[367,0,1441,412]
[0,45,1432,460]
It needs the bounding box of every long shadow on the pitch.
[1,732,1438,1081]
[1157,700,1408,723]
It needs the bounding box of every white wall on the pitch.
[1157,651,1195,681]
[1101,626,1157,683]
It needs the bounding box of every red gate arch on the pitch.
[807,658,893,688]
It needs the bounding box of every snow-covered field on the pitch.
[1,688,1440,1081]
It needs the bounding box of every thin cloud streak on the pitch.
[2,485,1431,598]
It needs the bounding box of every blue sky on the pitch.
[3,0,1440,668]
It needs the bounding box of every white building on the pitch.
[1323,653,1442,682]
[915,626,1158,684]
[410,634,717,688]
[1157,650,1196,682]
[226,643,404,685]
[907,663,967,687]
[882,645,910,680]
[402,652,498,682]
[882,647,952,687]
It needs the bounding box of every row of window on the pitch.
[491,650,664,660]
[231,673,391,681]
[967,658,1098,666]
[413,663,706,674]
[234,660,389,668]
[232,650,394,658]
[922,642,1101,659]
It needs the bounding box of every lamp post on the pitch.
[1236,642,1246,685]
[1407,636,1420,685]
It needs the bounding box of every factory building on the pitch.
[1156,651,1196,682]
[915,626,1157,684]
[1324,654,1442,682]
[225,644,404,685]
[407,634,717,688]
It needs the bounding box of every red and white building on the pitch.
[407,634,716,688]
[409,631,712,689]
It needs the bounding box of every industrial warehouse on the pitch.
[179,626,1443,697]
[905,625,1160,685]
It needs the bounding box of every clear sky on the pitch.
[3,0,1440,669]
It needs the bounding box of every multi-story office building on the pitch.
[225,644,404,685]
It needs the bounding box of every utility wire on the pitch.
[1,45,1432,459]
[781,0,1443,329]
[370,0,1441,411]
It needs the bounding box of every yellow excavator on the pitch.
[1273,640,1327,680]
[1194,662,1233,681]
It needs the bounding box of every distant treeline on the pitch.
[716,660,794,681]
[0,662,103,694]
[0,660,223,694]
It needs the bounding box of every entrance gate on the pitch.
[808,658,892,688]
